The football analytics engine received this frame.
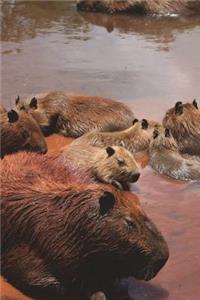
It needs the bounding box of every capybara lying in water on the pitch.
[70,119,160,155]
[162,100,200,156]
[77,0,200,16]
[0,108,47,158]
[1,152,169,300]
[149,127,200,181]
[15,91,134,137]
[61,144,140,189]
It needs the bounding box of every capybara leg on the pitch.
[2,244,64,298]
[90,291,107,300]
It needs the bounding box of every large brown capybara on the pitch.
[77,0,200,16]
[1,151,169,300]
[162,100,200,156]
[149,127,200,181]
[69,119,160,155]
[15,91,135,137]
[0,108,47,158]
[61,144,141,190]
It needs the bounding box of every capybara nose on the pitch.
[130,173,140,183]
[152,254,169,277]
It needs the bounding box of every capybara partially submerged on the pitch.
[62,144,140,189]
[0,108,47,158]
[77,0,200,16]
[15,91,134,137]
[1,152,169,300]
[162,100,200,156]
[70,119,160,155]
[149,127,200,181]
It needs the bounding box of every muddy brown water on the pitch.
[1,1,200,300]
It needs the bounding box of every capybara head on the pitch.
[150,127,179,152]
[163,99,200,140]
[1,108,47,155]
[16,96,58,136]
[95,146,141,184]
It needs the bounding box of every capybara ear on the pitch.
[99,192,115,215]
[106,146,115,157]
[153,129,159,139]
[193,99,198,109]
[175,101,183,115]
[15,95,20,105]
[132,118,139,125]
[165,128,171,138]
[7,109,19,123]
[141,119,148,129]
[30,97,38,109]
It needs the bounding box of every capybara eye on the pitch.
[125,217,137,231]
[20,128,30,139]
[117,159,126,167]
[153,129,159,139]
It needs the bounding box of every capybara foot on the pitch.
[90,291,107,300]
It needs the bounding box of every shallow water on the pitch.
[1,1,200,300]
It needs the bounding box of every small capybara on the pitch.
[69,119,160,155]
[61,144,140,189]
[149,127,200,181]
[162,100,200,156]
[1,151,169,300]
[77,0,200,16]
[15,91,134,137]
[0,108,47,158]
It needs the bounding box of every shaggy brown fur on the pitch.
[61,144,140,189]
[0,104,6,114]
[77,0,200,16]
[0,109,47,158]
[15,91,134,137]
[162,100,200,156]
[1,152,169,300]
[69,119,160,155]
[149,127,200,181]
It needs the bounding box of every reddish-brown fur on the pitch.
[162,100,200,156]
[0,109,47,158]
[77,0,200,16]
[16,91,134,137]
[1,152,169,300]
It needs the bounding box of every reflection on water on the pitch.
[1,1,200,300]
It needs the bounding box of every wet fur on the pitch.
[149,127,200,181]
[163,101,200,156]
[77,0,200,16]
[16,91,134,137]
[1,151,169,299]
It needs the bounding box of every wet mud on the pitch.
[1,1,200,300]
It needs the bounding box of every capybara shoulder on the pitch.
[149,127,200,181]
[1,151,169,300]
[15,91,134,137]
[0,107,47,158]
[61,144,140,189]
[163,99,200,156]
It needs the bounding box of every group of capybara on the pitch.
[1,90,200,300]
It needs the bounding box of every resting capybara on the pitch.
[0,108,47,158]
[61,144,140,189]
[77,0,200,16]
[1,151,169,300]
[149,127,200,181]
[162,100,200,156]
[69,119,160,155]
[15,91,134,137]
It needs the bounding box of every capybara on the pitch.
[61,144,140,189]
[149,127,200,181]
[1,151,169,300]
[162,100,200,156]
[0,108,47,158]
[69,119,160,155]
[77,0,200,16]
[15,91,134,137]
